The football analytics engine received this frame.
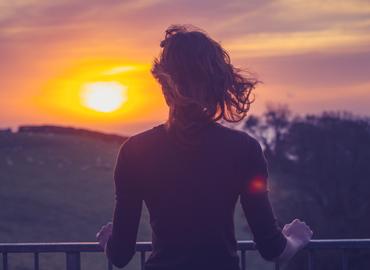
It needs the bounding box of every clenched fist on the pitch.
[282,218,313,249]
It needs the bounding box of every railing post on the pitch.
[308,249,314,270]
[341,250,348,270]
[66,252,81,270]
[140,251,146,270]
[240,250,246,270]
[108,260,113,270]
[2,252,8,270]
[34,252,39,270]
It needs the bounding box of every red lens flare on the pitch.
[247,176,267,193]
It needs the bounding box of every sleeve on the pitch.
[106,137,143,268]
[239,136,287,261]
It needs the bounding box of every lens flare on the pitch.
[248,176,268,193]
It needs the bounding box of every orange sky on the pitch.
[1,0,370,136]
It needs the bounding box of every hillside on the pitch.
[0,126,271,270]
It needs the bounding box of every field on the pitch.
[0,127,275,269]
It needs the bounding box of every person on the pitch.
[96,24,313,270]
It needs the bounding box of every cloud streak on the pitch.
[226,29,370,57]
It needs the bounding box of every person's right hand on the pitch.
[275,218,313,263]
[282,218,313,249]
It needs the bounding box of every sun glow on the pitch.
[81,81,128,112]
[36,62,167,125]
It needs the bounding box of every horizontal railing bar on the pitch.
[0,243,105,253]
[237,239,370,251]
[0,242,152,253]
[0,239,369,253]
[306,239,370,250]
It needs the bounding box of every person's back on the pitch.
[96,24,313,270]
[130,121,264,270]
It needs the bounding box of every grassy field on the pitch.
[0,128,276,270]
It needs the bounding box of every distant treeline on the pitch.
[242,104,370,270]
[0,128,12,134]
[16,125,127,144]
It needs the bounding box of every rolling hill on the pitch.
[0,125,271,270]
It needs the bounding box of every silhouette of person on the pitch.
[96,24,313,270]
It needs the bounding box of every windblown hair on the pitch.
[151,24,259,138]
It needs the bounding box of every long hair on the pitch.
[151,24,259,145]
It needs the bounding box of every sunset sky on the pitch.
[1,0,370,135]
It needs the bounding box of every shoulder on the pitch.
[216,123,260,149]
[129,123,164,145]
[118,124,165,155]
[115,124,164,171]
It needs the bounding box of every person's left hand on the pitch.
[96,222,113,249]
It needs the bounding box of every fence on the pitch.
[1,239,370,270]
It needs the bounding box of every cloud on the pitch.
[225,29,370,58]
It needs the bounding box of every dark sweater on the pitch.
[106,121,287,270]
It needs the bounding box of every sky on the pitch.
[1,0,370,136]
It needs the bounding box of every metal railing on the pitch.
[1,239,370,270]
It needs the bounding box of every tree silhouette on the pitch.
[242,106,370,269]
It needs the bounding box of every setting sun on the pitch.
[81,82,128,113]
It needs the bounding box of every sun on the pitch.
[80,81,127,112]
